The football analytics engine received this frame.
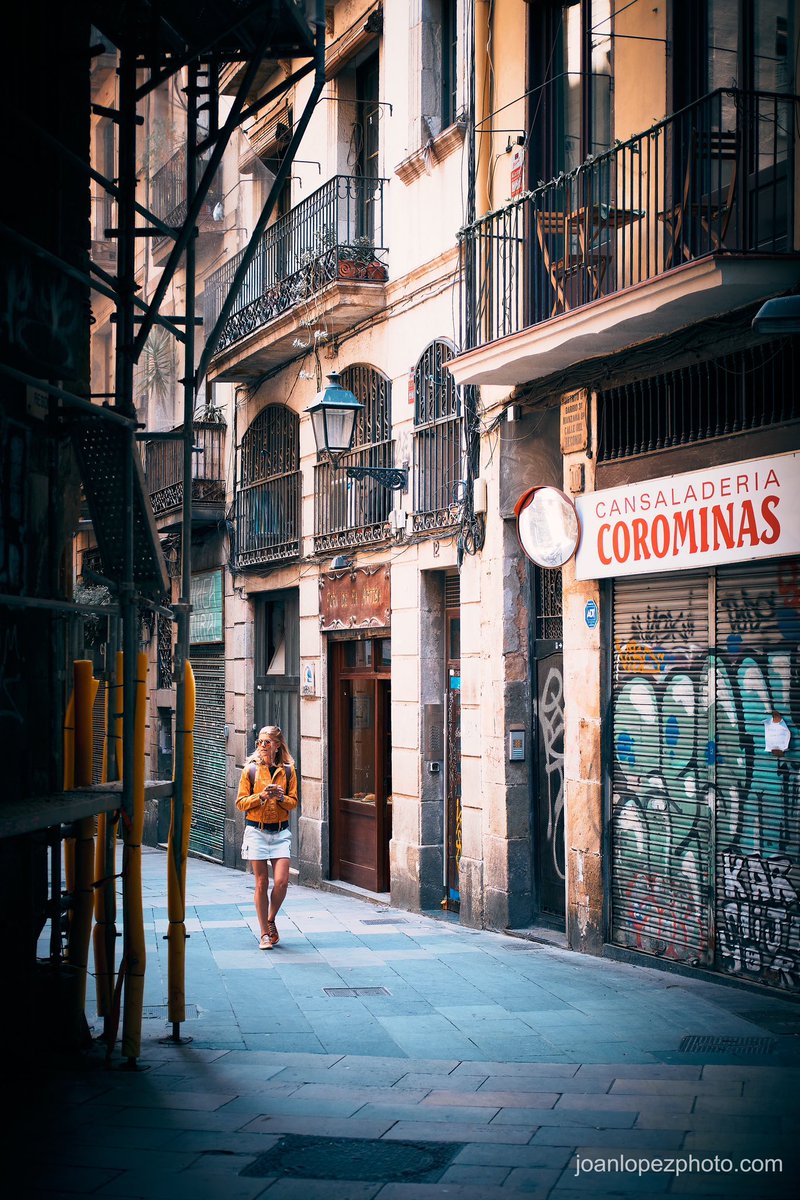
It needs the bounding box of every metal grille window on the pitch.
[314,364,393,552]
[534,566,563,642]
[236,405,300,566]
[598,339,800,462]
[412,340,463,532]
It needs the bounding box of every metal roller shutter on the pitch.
[714,558,800,989]
[189,653,225,859]
[611,571,712,964]
[92,679,106,783]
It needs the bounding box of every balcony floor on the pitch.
[207,279,387,382]
[448,255,800,389]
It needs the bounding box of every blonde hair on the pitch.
[248,725,292,765]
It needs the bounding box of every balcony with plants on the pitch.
[142,420,226,530]
[453,89,800,389]
[204,174,388,381]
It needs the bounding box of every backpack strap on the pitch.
[248,759,293,794]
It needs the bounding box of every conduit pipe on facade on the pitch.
[474,0,493,219]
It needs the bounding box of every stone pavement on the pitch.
[12,846,800,1198]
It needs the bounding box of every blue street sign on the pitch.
[584,599,599,629]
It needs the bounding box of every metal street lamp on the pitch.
[306,372,408,491]
[751,296,800,335]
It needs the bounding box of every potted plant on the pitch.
[338,234,386,281]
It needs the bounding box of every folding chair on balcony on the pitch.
[659,127,739,269]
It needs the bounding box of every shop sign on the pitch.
[190,568,223,643]
[575,451,800,580]
[319,564,390,631]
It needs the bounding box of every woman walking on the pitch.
[237,725,298,949]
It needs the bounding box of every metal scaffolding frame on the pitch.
[0,0,326,1061]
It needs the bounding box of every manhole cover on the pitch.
[323,986,391,997]
[361,918,407,925]
[142,1004,198,1020]
[679,1035,776,1054]
[241,1134,462,1182]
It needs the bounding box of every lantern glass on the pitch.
[306,372,364,460]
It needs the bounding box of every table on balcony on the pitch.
[534,202,644,315]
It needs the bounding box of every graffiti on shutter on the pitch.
[715,558,800,991]
[189,654,226,859]
[611,571,712,965]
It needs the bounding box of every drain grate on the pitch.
[142,1004,198,1020]
[679,1035,776,1055]
[323,986,391,998]
[241,1133,462,1182]
[361,918,407,925]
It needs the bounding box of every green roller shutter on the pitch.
[611,570,713,965]
[189,653,225,860]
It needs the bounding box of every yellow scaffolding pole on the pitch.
[166,660,195,1042]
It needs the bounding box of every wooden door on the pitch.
[330,637,391,891]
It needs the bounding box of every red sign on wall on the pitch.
[319,564,391,631]
[575,452,800,580]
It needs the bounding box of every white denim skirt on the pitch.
[241,824,292,861]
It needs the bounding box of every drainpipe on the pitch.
[474,0,492,220]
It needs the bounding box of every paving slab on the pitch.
[17,846,800,1200]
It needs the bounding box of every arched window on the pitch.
[314,364,393,551]
[236,404,300,566]
[412,340,462,531]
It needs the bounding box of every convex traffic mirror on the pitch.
[514,485,580,567]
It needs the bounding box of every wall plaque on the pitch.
[561,389,589,454]
[319,564,390,631]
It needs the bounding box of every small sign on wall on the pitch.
[510,145,525,200]
[301,663,316,697]
[561,389,589,454]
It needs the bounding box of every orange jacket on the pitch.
[236,758,298,826]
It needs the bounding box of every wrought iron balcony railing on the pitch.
[313,440,394,553]
[460,89,796,352]
[143,421,226,518]
[150,142,223,248]
[204,174,388,355]
[235,471,301,566]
